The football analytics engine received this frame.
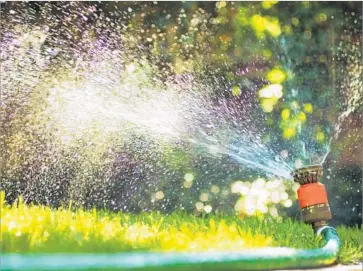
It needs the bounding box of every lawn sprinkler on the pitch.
[292,165,332,231]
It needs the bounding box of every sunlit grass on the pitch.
[1,191,361,265]
[0,192,271,253]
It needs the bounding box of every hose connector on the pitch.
[292,165,332,231]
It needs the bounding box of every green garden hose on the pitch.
[1,226,340,271]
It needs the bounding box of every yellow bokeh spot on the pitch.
[319,55,327,63]
[261,1,278,10]
[283,127,296,139]
[315,13,327,23]
[155,191,165,200]
[302,1,310,8]
[304,30,312,40]
[282,25,292,34]
[261,98,277,113]
[184,173,194,182]
[316,132,325,142]
[251,15,266,33]
[281,109,290,120]
[263,50,272,58]
[216,1,227,8]
[250,15,281,37]
[195,202,204,210]
[291,18,299,26]
[303,103,313,113]
[265,19,281,37]
[267,68,287,84]
[232,85,241,97]
[199,193,209,202]
[211,185,220,194]
[297,112,306,122]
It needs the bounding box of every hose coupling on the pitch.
[292,165,332,231]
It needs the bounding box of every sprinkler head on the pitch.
[292,164,323,185]
[292,165,332,230]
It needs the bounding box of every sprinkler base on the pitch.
[301,203,332,224]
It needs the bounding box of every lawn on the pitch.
[1,192,361,265]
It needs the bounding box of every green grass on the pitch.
[1,192,361,265]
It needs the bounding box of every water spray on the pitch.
[1,1,350,269]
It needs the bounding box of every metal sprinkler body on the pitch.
[292,165,332,231]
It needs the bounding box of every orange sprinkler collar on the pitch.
[292,165,332,229]
[297,182,329,208]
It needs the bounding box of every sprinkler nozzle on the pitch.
[292,165,332,230]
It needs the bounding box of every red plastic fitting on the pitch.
[297,182,329,208]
